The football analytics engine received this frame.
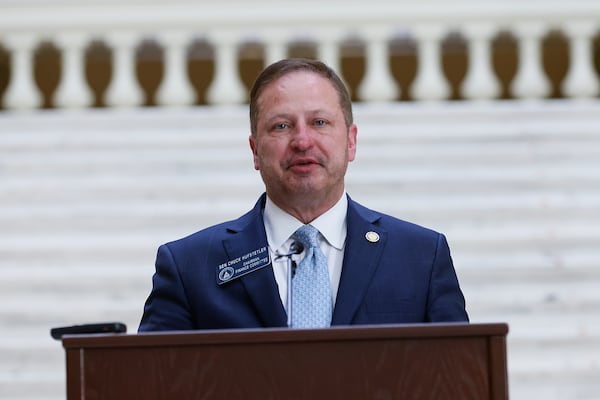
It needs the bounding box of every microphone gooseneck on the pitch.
[275,241,304,328]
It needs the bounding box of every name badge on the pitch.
[216,246,271,285]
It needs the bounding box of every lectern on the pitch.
[62,323,508,399]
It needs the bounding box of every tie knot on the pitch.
[294,224,320,248]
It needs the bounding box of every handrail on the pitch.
[0,0,598,110]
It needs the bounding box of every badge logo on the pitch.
[218,267,235,282]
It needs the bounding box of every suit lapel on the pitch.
[221,195,287,327]
[331,198,386,325]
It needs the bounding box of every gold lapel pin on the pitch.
[365,231,380,243]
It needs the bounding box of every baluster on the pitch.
[264,34,287,65]
[318,38,341,74]
[105,32,144,107]
[156,31,195,106]
[512,23,550,99]
[462,23,500,100]
[318,35,354,95]
[562,21,600,98]
[3,33,40,109]
[357,29,398,102]
[54,33,93,108]
[206,33,246,105]
[412,25,450,101]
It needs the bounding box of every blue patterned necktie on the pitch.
[291,224,333,328]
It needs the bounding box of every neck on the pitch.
[268,189,344,224]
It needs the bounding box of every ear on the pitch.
[249,135,260,170]
[347,123,357,162]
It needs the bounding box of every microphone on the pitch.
[275,241,304,327]
[276,241,304,259]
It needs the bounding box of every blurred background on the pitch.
[1,0,599,399]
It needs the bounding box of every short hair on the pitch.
[249,58,353,136]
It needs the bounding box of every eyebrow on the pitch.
[265,113,292,122]
[265,109,333,120]
[261,113,293,128]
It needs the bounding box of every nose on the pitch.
[290,122,313,150]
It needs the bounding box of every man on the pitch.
[139,58,468,331]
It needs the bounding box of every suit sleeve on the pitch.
[426,234,469,322]
[138,244,195,331]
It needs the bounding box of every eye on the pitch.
[274,123,289,130]
[314,119,327,127]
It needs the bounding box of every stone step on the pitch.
[3,273,599,330]
[2,262,599,335]
[507,337,600,400]
[3,132,598,164]
[2,216,597,246]
[1,102,598,149]
[3,163,598,191]
[0,243,596,279]
[2,190,598,225]
[2,132,598,171]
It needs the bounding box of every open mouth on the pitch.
[288,158,319,173]
[290,156,318,167]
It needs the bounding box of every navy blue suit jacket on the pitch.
[139,194,468,331]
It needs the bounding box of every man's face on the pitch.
[249,71,357,213]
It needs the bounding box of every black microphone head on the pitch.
[289,241,304,255]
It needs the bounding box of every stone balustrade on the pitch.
[0,0,599,110]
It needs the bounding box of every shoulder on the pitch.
[163,194,266,251]
[348,196,443,240]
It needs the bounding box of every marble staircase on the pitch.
[1,99,599,399]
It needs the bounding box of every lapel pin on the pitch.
[365,231,380,243]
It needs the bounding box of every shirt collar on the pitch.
[264,193,348,252]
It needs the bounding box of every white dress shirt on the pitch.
[263,194,348,311]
